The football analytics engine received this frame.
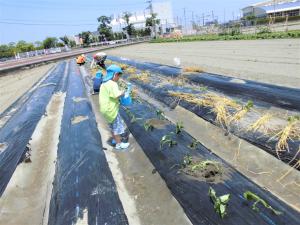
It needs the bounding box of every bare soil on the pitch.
[105,39,300,88]
[0,63,55,114]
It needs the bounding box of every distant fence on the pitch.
[180,20,300,36]
[1,37,151,62]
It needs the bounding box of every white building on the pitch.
[110,1,175,35]
[242,0,300,18]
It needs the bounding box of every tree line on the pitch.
[0,13,159,58]
[0,36,76,59]
[78,13,159,46]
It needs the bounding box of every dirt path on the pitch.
[0,92,65,225]
[0,63,55,114]
[105,39,300,88]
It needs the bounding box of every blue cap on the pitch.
[102,65,123,82]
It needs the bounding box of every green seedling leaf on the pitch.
[243,191,282,215]
[199,85,208,92]
[160,133,177,149]
[144,121,154,131]
[130,116,142,123]
[156,109,165,119]
[209,187,231,219]
[175,121,184,134]
[219,194,230,204]
[188,139,200,149]
[244,100,254,111]
[288,115,300,123]
[191,160,221,172]
[182,155,193,167]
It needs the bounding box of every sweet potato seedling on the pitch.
[175,121,184,134]
[243,191,282,215]
[182,155,193,167]
[130,114,142,123]
[124,109,142,123]
[208,187,231,219]
[144,121,154,131]
[160,133,177,149]
[199,85,208,92]
[156,109,165,120]
[190,160,221,172]
[188,139,200,150]
[230,100,253,123]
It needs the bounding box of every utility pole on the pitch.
[147,0,156,38]
[183,8,187,34]
[192,11,194,24]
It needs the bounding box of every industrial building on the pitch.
[110,1,175,34]
[242,0,300,18]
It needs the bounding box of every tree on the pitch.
[79,31,93,46]
[122,12,135,37]
[97,16,113,40]
[69,40,76,47]
[34,41,43,50]
[59,36,70,46]
[16,40,35,52]
[43,37,58,49]
[145,13,160,36]
[0,44,15,58]
[57,42,65,47]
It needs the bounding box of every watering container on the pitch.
[120,95,132,106]
[93,70,103,92]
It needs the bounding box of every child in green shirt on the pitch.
[99,65,130,150]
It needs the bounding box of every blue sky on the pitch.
[0,0,256,44]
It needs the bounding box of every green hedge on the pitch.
[150,30,300,43]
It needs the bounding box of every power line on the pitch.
[0,2,145,10]
[0,21,98,26]
[0,18,98,23]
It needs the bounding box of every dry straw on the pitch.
[125,67,137,74]
[128,72,150,83]
[169,91,241,127]
[247,113,273,133]
[183,66,204,73]
[271,116,300,153]
[230,101,253,123]
[167,76,188,86]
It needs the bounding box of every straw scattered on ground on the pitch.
[271,116,300,154]
[183,66,204,73]
[230,101,253,123]
[128,72,150,83]
[169,91,242,127]
[247,113,273,133]
[125,67,137,74]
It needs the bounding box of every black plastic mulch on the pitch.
[107,56,300,166]
[0,62,66,196]
[119,98,300,225]
[48,61,128,225]
[108,56,300,111]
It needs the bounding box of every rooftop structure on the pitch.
[110,1,174,34]
[242,0,300,17]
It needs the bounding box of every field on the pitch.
[105,39,300,88]
[0,39,299,224]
